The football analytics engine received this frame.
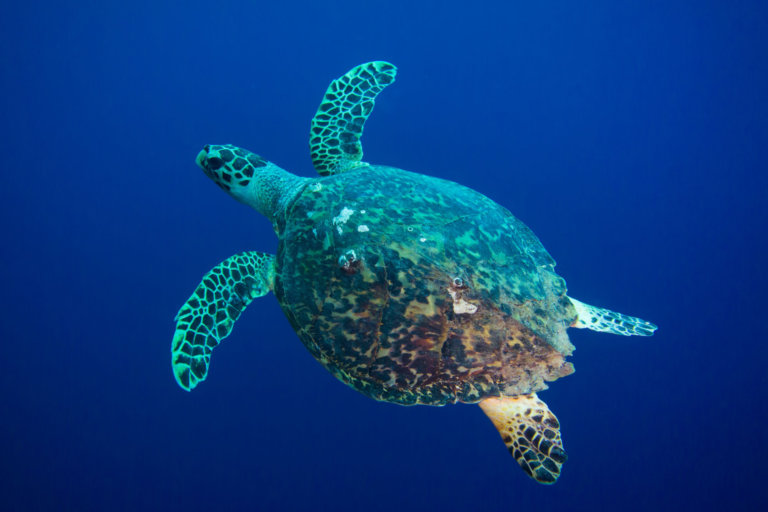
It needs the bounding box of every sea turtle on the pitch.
[172,61,657,484]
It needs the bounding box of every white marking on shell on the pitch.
[333,207,354,224]
[419,237,427,242]
[333,207,354,227]
[332,207,355,236]
[357,225,369,232]
[448,289,478,315]
[454,300,478,315]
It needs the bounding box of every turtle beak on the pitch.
[196,144,225,174]
[196,145,210,169]
[195,145,231,192]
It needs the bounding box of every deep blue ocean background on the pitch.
[2,1,767,510]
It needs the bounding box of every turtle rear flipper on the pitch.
[569,297,657,336]
[480,394,567,484]
[172,252,276,391]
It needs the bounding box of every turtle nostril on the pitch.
[203,144,211,151]
[207,157,224,170]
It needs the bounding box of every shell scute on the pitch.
[274,165,577,405]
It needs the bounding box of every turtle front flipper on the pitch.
[569,297,657,336]
[310,61,397,176]
[479,394,567,484]
[172,252,276,391]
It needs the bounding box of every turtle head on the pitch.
[196,144,267,194]
[196,144,306,222]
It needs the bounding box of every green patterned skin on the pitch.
[174,61,657,485]
[309,61,397,176]
[172,252,275,390]
[196,144,306,219]
[272,166,577,405]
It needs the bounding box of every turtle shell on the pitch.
[273,166,577,405]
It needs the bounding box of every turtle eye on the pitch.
[207,157,225,170]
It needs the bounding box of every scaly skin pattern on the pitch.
[480,394,567,484]
[172,251,275,390]
[273,165,577,405]
[309,61,397,176]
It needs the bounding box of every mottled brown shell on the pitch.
[273,166,577,405]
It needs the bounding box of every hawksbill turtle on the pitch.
[172,61,656,484]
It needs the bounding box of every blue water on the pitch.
[2,1,766,510]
